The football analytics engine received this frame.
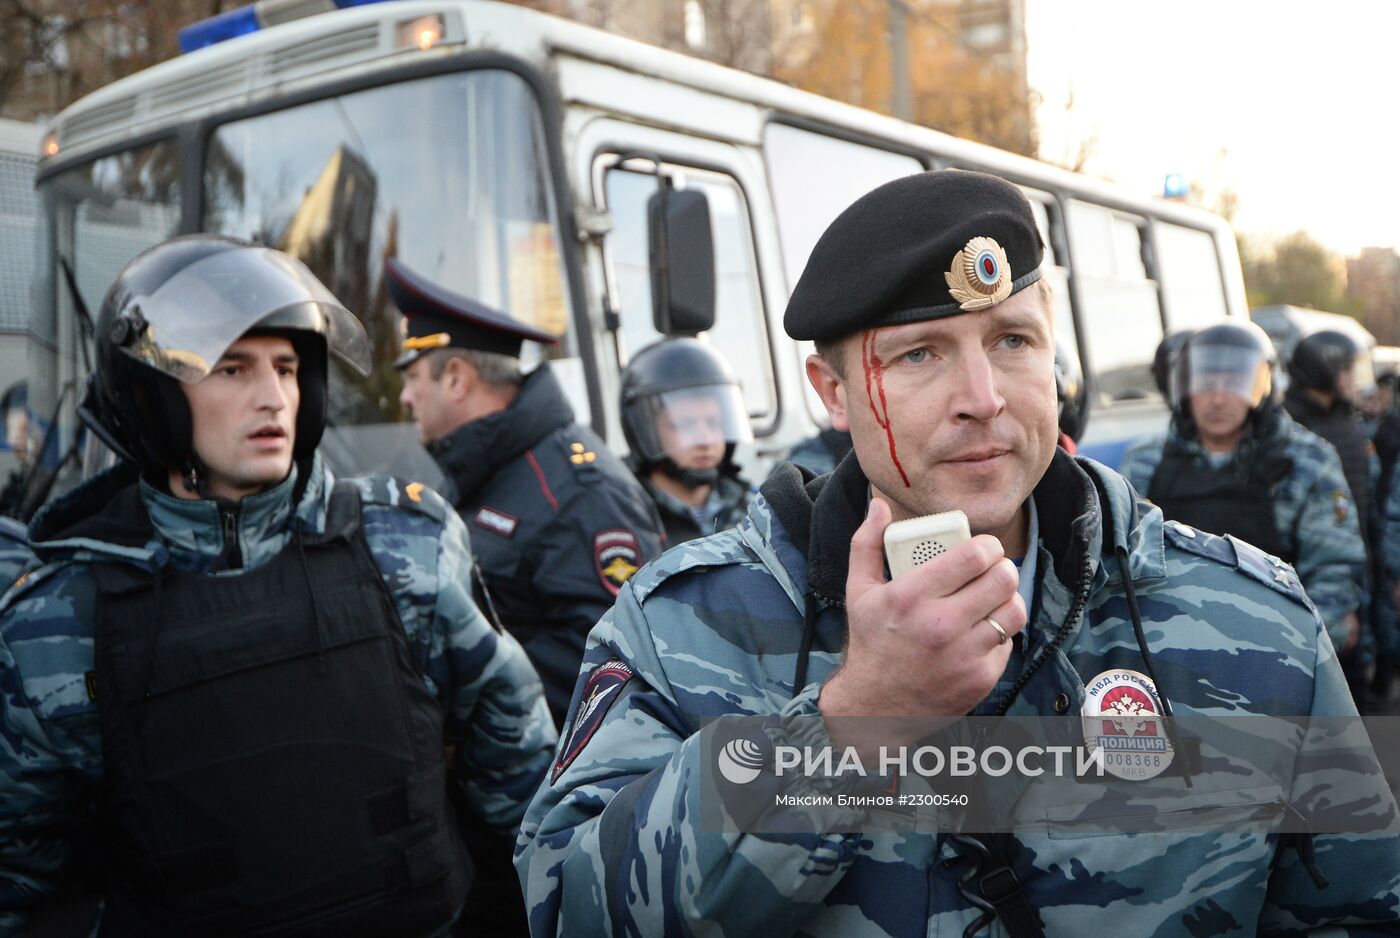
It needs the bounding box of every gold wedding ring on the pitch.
[984,616,1009,645]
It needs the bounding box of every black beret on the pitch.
[387,258,559,369]
[783,170,1045,342]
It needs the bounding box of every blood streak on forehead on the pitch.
[862,329,910,488]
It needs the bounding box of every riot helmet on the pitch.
[1152,329,1194,400]
[1173,320,1280,427]
[1289,330,1374,403]
[1054,341,1089,444]
[82,235,371,489]
[1,382,26,466]
[620,338,752,488]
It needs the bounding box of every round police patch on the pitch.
[1333,489,1351,525]
[1082,668,1174,781]
[552,658,633,783]
[594,529,641,596]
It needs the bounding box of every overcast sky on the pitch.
[1025,0,1399,256]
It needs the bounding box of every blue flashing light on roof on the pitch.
[178,0,395,54]
[178,5,260,52]
[1163,173,1190,200]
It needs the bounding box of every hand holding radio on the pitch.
[818,497,1026,730]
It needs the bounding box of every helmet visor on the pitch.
[1345,354,1377,402]
[1185,343,1271,407]
[116,247,372,383]
[629,384,752,462]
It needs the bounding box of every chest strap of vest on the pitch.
[952,833,1046,938]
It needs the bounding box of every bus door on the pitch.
[573,119,787,467]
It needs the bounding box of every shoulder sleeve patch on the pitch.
[552,658,633,783]
[354,475,448,524]
[594,529,641,596]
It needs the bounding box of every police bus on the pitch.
[24,0,1246,503]
[0,118,42,485]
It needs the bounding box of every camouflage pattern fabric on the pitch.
[0,456,556,933]
[777,429,854,479]
[640,470,753,547]
[516,450,1400,936]
[1121,412,1368,651]
[0,517,33,600]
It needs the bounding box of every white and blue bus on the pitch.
[23,0,1246,504]
[0,117,42,483]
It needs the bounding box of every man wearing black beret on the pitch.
[519,170,1400,936]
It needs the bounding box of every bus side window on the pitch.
[1022,190,1079,375]
[1155,221,1228,331]
[603,166,776,427]
[1067,201,1163,403]
[762,124,924,426]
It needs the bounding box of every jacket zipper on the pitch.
[220,504,243,570]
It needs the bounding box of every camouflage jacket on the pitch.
[1120,411,1367,650]
[775,428,854,479]
[638,469,753,548]
[0,456,556,933]
[517,448,1400,936]
[0,517,33,598]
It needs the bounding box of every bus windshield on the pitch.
[34,67,571,492]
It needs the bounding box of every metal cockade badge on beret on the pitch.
[945,236,1012,311]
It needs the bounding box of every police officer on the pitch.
[0,382,27,518]
[0,514,31,593]
[1054,340,1088,453]
[1283,330,1381,704]
[1121,322,1368,659]
[1151,329,1194,400]
[620,338,754,545]
[518,171,1400,934]
[0,236,555,936]
[389,259,663,725]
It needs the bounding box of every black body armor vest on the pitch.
[1147,444,1294,562]
[91,482,470,936]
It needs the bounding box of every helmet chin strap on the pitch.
[657,458,719,490]
[180,454,212,500]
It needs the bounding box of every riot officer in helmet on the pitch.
[1122,320,1368,666]
[1055,341,1089,453]
[0,236,554,936]
[1284,330,1381,705]
[621,338,754,546]
[1151,329,1194,400]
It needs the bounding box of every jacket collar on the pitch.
[428,362,573,503]
[756,447,1165,608]
[29,455,334,573]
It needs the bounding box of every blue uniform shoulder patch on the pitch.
[353,475,448,524]
[1162,519,1310,610]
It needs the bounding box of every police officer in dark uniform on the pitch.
[1284,330,1380,704]
[620,338,754,546]
[1285,330,1377,550]
[390,259,664,725]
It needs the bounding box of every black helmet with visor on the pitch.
[82,235,371,491]
[620,338,752,487]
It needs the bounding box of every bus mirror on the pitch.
[647,186,715,336]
